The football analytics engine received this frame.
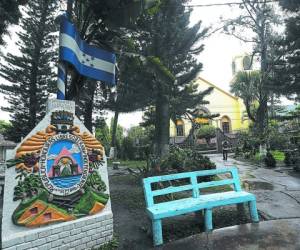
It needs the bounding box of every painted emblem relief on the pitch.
[7,111,109,227]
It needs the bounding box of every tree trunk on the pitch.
[256,97,268,139]
[111,110,119,149]
[257,19,269,141]
[83,82,97,132]
[154,93,170,158]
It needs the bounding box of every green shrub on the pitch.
[284,151,292,166]
[254,153,261,161]
[196,125,216,145]
[264,151,276,168]
[160,146,216,173]
[120,126,152,160]
[121,137,135,160]
[128,147,216,181]
[271,150,285,162]
[284,151,299,166]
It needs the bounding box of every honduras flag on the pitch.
[59,15,116,85]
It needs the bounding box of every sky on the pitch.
[112,0,254,129]
[0,0,287,129]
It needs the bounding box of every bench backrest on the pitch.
[143,167,241,207]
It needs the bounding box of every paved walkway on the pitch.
[163,154,300,250]
[163,218,300,250]
[206,154,300,220]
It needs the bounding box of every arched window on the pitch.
[176,120,184,137]
[221,116,231,134]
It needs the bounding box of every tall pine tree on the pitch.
[0,0,27,45]
[136,0,209,157]
[271,1,300,99]
[0,0,58,141]
[63,0,158,133]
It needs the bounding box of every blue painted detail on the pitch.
[47,139,84,188]
[57,90,65,100]
[57,62,66,100]
[59,15,116,85]
[58,67,65,81]
[205,208,213,231]
[142,167,260,246]
[59,47,115,85]
[60,15,115,64]
[249,200,259,222]
[49,175,81,188]
[153,220,163,246]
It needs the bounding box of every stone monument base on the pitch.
[2,99,113,250]
[2,211,113,250]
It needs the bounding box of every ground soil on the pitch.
[109,174,260,250]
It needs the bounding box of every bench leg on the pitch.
[205,209,213,231]
[152,219,163,246]
[249,200,259,222]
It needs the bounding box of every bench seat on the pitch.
[147,191,256,220]
[143,167,259,246]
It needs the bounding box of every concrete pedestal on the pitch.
[2,99,113,250]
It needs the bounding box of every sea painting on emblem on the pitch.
[47,140,83,188]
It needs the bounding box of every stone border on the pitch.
[2,211,113,250]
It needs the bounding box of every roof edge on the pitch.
[197,76,238,100]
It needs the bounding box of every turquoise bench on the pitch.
[142,167,259,246]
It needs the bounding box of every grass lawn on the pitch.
[251,150,285,164]
[270,150,285,162]
[107,159,147,169]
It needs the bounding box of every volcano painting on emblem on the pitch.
[47,140,83,188]
[40,134,89,196]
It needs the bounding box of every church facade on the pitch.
[170,76,249,142]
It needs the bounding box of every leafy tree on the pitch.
[0,0,58,142]
[66,0,159,99]
[270,1,300,99]
[106,56,154,151]
[65,0,159,135]
[196,125,216,145]
[121,125,153,160]
[225,0,281,138]
[231,71,261,122]
[95,118,111,155]
[0,0,27,45]
[135,0,209,157]
[76,80,107,132]
[0,120,12,135]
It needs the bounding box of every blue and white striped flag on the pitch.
[59,15,116,85]
[57,62,66,99]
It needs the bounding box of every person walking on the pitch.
[222,140,230,161]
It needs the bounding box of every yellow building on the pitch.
[170,76,249,141]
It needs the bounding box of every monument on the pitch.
[2,100,113,250]
[1,0,116,249]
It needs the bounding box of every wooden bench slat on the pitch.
[197,179,235,189]
[151,184,194,196]
[147,191,256,219]
[143,167,238,184]
[142,167,259,246]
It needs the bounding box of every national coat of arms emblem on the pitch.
[7,111,109,227]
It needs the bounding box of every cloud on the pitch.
[48,154,57,160]
[69,144,80,154]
